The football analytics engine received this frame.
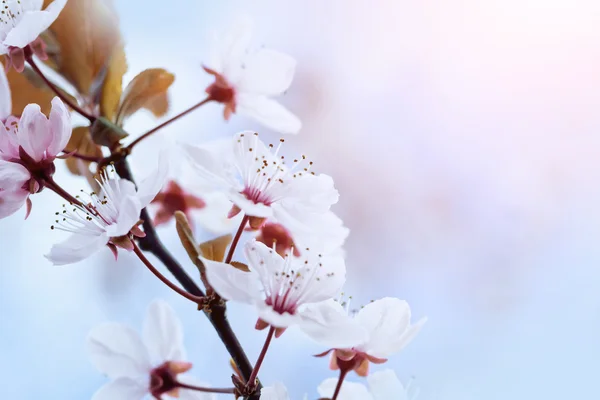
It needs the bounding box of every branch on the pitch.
[113,159,262,399]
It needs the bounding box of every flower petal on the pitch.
[91,378,147,400]
[0,64,11,120]
[355,298,425,358]
[260,382,289,400]
[256,304,302,329]
[211,17,253,82]
[367,370,408,400]
[86,322,151,380]
[0,187,29,219]
[202,256,262,304]
[243,240,285,280]
[18,103,51,162]
[238,49,296,96]
[0,159,30,188]
[298,300,367,348]
[142,299,186,362]
[136,151,170,207]
[46,97,72,157]
[3,0,68,48]
[45,232,109,266]
[237,94,301,135]
[317,378,374,400]
[182,141,239,193]
[228,190,273,218]
[106,195,142,238]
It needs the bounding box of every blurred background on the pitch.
[2,0,600,398]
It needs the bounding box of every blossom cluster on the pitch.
[0,2,427,399]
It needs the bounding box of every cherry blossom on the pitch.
[87,299,214,400]
[201,240,365,345]
[204,18,301,134]
[311,297,426,376]
[0,97,70,219]
[0,0,68,72]
[151,180,206,227]
[318,369,419,400]
[45,162,167,265]
[184,131,345,249]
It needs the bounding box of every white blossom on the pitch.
[318,369,419,400]
[87,300,214,400]
[204,18,301,134]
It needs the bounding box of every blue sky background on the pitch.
[2,0,600,399]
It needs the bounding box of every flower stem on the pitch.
[331,369,349,400]
[62,151,100,162]
[246,326,275,388]
[175,382,235,394]
[132,240,205,304]
[225,215,249,264]
[126,97,212,150]
[44,178,83,207]
[26,56,96,123]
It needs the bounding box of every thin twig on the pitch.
[175,382,235,394]
[246,327,275,389]
[225,215,249,264]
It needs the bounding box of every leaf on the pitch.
[175,211,200,262]
[5,66,55,115]
[199,235,233,263]
[42,0,123,96]
[90,116,128,148]
[99,45,128,122]
[65,127,103,176]
[115,68,175,126]
[230,261,250,272]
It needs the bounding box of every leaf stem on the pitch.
[126,97,212,150]
[132,240,205,304]
[26,56,96,123]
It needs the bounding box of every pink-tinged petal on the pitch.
[0,159,30,188]
[318,378,374,400]
[355,297,425,358]
[298,300,367,348]
[0,188,29,219]
[0,120,20,159]
[260,382,289,400]
[0,64,11,120]
[24,196,32,219]
[367,370,408,400]
[18,103,51,162]
[45,232,109,266]
[201,256,261,304]
[46,97,71,157]
[86,322,151,380]
[106,195,142,238]
[238,49,296,96]
[142,300,186,362]
[237,94,301,135]
[3,0,68,48]
[91,378,147,400]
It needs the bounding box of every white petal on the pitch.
[228,190,273,218]
[182,142,239,193]
[3,0,67,48]
[86,322,151,380]
[45,232,109,266]
[238,49,296,96]
[106,195,142,238]
[355,298,425,358]
[26,0,45,12]
[46,97,71,157]
[237,94,301,135]
[201,256,262,304]
[91,378,147,400]
[367,370,408,400]
[260,382,289,400]
[193,191,239,234]
[0,64,11,120]
[0,187,28,219]
[318,378,374,400]
[296,254,346,305]
[18,103,51,162]
[212,17,253,81]
[136,151,170,207]
[256,304,302,329]
[243,240,285,281]
[298,300,367,348]
[142,299,186,362]
[280,173,339,213]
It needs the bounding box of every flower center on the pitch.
[149,361,192,398]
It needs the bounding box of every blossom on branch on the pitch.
[0,0,68,72]
[318,369,419,400]
[204,18,301,134]
[184,131,348,254]
[45,162,167,265]
[87,300,214,400]
[0,96,70,219]
[202,240,365,345]
[312,297,426,377]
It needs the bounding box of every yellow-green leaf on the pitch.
[65,126,103,176]
[199,235,233,263]
[116,68,175,126]
[99,45,128,122]
[42,0,123,96]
